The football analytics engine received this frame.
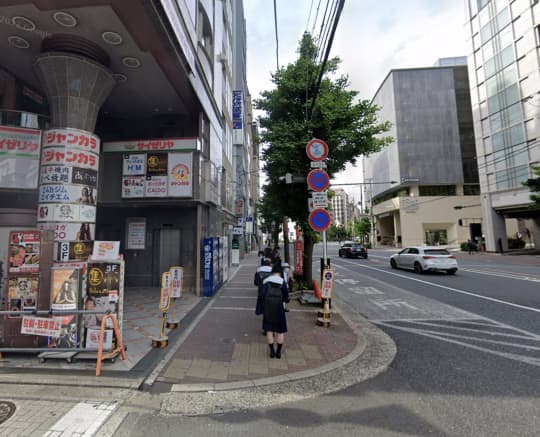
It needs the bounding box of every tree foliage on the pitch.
[524,166,540,209]
[256,33,392,283]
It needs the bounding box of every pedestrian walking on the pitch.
[257,250,265,266]
[254,258,273,331]
[466,239,475,255]
[261,263,289,358]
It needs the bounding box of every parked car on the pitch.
[338,241,368,259]
[390,246,458,275]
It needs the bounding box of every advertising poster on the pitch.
[126,218,146,249]
[146,153,168,175]
[123,153,146,175]
[0,126,41,189]
[50,267,80,311]
[38,183,97,205]
[39,222,95,241]
[40,166,98,187]
[41,146,98,171]
[203,238,214,297]
[167,153,193,197]
[122,175,145,198]
[91,241,120,260]
[7,276,38,317]
[58,241,94,261]
[8,231,41,273]
[43,128,99,152]
[87,262,120,297]
[48,315,77,348]
[145,175,167,197]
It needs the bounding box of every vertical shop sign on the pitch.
[203,238,214,297]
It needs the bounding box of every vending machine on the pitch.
[1,230,54,347]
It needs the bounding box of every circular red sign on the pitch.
[307,169,330,192]
[309,208,331,232]
[306,138,329,161]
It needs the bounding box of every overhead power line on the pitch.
[307,0,345,122]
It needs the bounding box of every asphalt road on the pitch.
[111,243,540,436]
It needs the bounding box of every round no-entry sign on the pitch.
[309,208,331,232]
[307,169,330,192]
[306,138,329,161]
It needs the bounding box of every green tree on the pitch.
[256,33,392,284]
[524,166,540,209]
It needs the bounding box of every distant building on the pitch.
[365,60,480,247]
[330,188,349,227]
[465,0,540,251]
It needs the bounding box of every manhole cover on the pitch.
[0,401,16,424]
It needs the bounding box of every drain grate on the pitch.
[0,401,16,425]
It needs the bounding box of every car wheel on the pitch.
[447,269,457,275]
[414,262,423,274]
[390,259,397,269]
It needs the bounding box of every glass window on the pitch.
[511,146,528,166]
[496,7,510,31]
[500,45,514,68]
[506,103,522,125]
[514,165,529,185]
[486,75,498,95]
[483,39,494,59]
[498,25,513,49]
[504,84,519,105]
[481,23,492,44]
[494,0,507,13]
[509,124,524,145]
[484,58,497,78]
[490,112,502,131]
[496,169,510,189]
[494,150,506,170]
[501,64,516,89]
[464,184,481,195]
[479,5,491,26]
[492,131,504,151]
[487,93,500,113]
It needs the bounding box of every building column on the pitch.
[33,41,115,243]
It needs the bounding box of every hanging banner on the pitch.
[21,316,62,337]
[0,126,41,189]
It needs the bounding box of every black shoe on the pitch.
[269,344,276,358]
[276,343,282,359]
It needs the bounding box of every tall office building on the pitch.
[330,188,349,227]
[465,0,540,251]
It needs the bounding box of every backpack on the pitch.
[263,282,283,325]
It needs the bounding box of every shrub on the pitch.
[507,238,526,249]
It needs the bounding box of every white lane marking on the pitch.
[459,268,540,282]
[406,320,540,340]
[44,401,118,437]
[375,320,540,367]
[336,259,540,314]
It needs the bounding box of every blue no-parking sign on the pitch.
[309,208,331,232]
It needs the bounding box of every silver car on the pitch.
[390,246,458,275]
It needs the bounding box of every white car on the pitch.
[390,246,458,275]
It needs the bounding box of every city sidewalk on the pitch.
[147,251,360,391]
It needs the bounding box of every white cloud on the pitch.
[245,0,469,195]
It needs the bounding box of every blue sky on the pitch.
[244,0,469,193]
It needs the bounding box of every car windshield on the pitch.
[424,249,450,255]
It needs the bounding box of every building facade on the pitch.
[465,0,540,251]
[365,61,481,248]
[0,0,251,294]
